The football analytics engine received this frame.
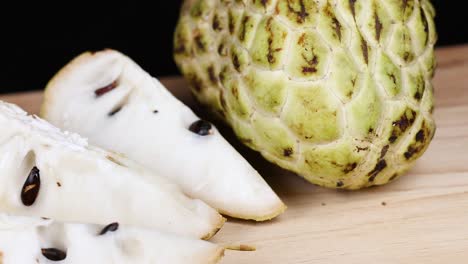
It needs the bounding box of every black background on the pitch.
[1,1,466,93]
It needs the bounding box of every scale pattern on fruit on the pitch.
[174,0,437,189]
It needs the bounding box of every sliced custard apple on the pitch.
[0,214,224,264]
[0,101,224,239]
[40,50,285,221]
[174,0,437,189]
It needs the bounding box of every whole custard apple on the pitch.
[174,0,437,189]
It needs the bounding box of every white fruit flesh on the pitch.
[41,50,286,221]
[0,101,224,238]
[0,214,224,264]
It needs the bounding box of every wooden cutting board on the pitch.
[1,44,468,264]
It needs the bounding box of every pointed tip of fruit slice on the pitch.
[202,216,226,240]
[210,247,226,264]
[41,49,286,222]
[0,214,226,263]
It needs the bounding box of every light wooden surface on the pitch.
[2,45,468,264]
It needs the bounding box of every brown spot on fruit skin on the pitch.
[240,138,253,144]
[389,73,397,85]
[232,53,241,72]
[349,0,357,18]
[389,174,398,181]
[265,18,280,65]
[356,146,369,152]
[194,34,206,52]
[286,0,309,24]
[343,162,358,174]
[95,81,118,97]
[229,12,236,34]
[187,74,203,92]
[207,66,218,84]
[283,148,293,157]
[332,18,342,41]
[381,201,387,206]
[414,91,422,100]
[374,11,383,41]
[218,43,227,56]
[380,145,389,159]
[174,42,186,55]
[231,85,239,99]
[404,123,431,160]
[415,129,425,142]
[239,15,250,42]
[361,38,369,64]
[389,109,417,143]
[21,167,41,206]
[301,53,318,74]
[220,91,228,110]
[368,160,387,182]
[404,147,416,159]
[212,15,221,31]
[420,7,429,46]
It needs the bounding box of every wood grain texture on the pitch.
[1,45,468,264]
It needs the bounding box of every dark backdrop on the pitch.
[1,1,466,93]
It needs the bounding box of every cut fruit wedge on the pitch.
[41,49,286,221]
[0,214,224,264]
[0,101,224,239]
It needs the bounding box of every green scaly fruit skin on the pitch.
[174,0,437,190]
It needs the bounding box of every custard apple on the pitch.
[41,50,285,221]
[0,214,224,264]
[0,101,224,239]
[174,0,437,189]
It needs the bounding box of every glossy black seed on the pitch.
[189,120,214,136]
[153,109,159,114]
[99,222,119,235]
[21,166,41,206]
[41,248,67,261]
[95,81,118,97]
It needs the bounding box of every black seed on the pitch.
[336,181,344,187]
[108,106,123,116]
[95,81,118,97]
[189,120,214,136]
[99,222,119,235]
[368,160,388,182]
[381,201,387,206]
[41,248,67,261]
[153,109,159,114]
[56,182,61,187]
[21,167,41,206]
